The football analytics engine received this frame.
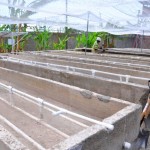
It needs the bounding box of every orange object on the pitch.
[140,94,150,127]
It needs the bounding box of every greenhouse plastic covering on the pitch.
[0,0,150,35]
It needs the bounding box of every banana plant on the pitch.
[7,0,54,52]
[76,32,101,48]
[75,33,86,48]
[0,25,11,52]
[33,27,53,51]
[19,33,32,51]
[53,35,70,50]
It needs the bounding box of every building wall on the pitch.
[114,36,135,48]
[24,32,77,51]
[24,33,150,51]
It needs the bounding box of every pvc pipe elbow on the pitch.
[123,142,131,149]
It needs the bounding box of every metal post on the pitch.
[11,32,14,53]
[85,11,90,55]
[107,33,109,48]
[65,0,68,50]
[140,30,144,53]
[137,10,140,25]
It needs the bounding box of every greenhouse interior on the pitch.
[0,0,150,150]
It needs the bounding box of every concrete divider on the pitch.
[46,55,150,71]
[0,67,128,118]
[1,57,148,85]
[0,61,148,103]
[4,54,150,78]
[34,51,150,66]
[16,52,150,72]
[0,57,149,87]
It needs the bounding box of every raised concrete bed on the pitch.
[107,48,150,56]
[0,67,141,150]
[0,60,148,103]
[33,50,150,66]
[0,57,149,86]
[28,52,150,72]
[3,53,150,78]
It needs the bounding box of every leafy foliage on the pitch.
[20,33,32,51]
[53,35,70,50]
[75,33,86,48]
[33,28,53,51]
[76,32,108,48]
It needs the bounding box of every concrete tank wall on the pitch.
[0,61,148,104]
[0,67,128,119]
[4,54,150,78]
[52,104,141,150]
[0,67,141,150]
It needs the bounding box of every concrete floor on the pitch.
[0,50,149,149]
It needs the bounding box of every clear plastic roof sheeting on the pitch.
[0,0,150,35]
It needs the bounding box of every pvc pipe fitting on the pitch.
[123,142,131,149]
[52,110,66,116]
[91,69,96,77]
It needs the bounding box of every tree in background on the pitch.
[53,34,70,50]
[76,32,108,48]
[33,27,53,51]
[75,31,120,49]
[6,0,55,52]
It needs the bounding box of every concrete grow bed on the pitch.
[0,60,148,103]
[0,67,141,150]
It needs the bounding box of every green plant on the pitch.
[3,44,12,53]
[87,32,102,48]
[53,35,70,50]
[19,33,32,51]
[75,33,86,48]
[34,28,53,51]
[76,32,105,48]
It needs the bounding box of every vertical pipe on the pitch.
[9,86,13,105]
[39,100,44,119]
[85,11,90,55]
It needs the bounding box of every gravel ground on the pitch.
[0,124,28,150]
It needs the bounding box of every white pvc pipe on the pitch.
[0,96,69,138]
[123,142,131,149]
[0,82,114,131]
[0,115,45,150]
[8,86,13,105]
[16,93,88,128]
[39,98,44,119]
[125,75,130,83]
[52,110,66,116]
[119,75,123,82]
[2,56,149,83]
[91,69,96,77]
[66,66,69,71]
[43,101,114,131]
[39,53,150,69]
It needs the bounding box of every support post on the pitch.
[85,11,90,55]
[141,30,144,53]
[65,0,68,50]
